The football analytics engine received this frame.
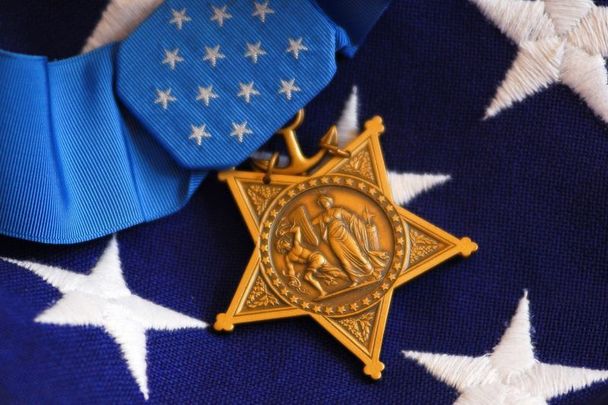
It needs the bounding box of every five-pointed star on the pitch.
[169,8,191,30]
[472,0,608,122]
[154,88,176,109]
[237,82,261,103]
[403,292,608,404]
[230,121,253,143]
[210,5,232,27]
[203,45,226,67]
[214,116,477,379]
[161,48,184,70]
[195,85,219,106]
[252,1,275,22]
[244,42,267,63]
[278,79,301,100]
[335,85,452,205]
[1,237,206,400]
[189,124,212,146]
[286,37,308,59]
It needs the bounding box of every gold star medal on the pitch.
[214,111,477,379]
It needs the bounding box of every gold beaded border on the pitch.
[259,175,406,317]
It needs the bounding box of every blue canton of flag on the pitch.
[0,0,607,404]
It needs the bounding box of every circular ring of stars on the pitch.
[259,175,407,317]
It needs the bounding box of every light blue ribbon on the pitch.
[0,0,389,244]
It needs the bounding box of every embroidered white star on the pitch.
[244,42,267,64]
[336,86,451,205]
[154,88,176,110]
[1,237,206,400]
[161,48,184,70]
[286,37,308,59]
[203,45,226,67]
[252,1,275,23]
[169,8,191,30]
[210,5,232,27]
[278,79,301,100]
[230,121,253,143]
[196,85,219,106]
[237,82,261,103]
[189,124,212,145]
[472,0,608,123]
[403,292,608,404]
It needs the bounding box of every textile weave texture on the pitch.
[0,0,607,403]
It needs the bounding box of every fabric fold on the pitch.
[0,0,389,244]
[0,46,204,244]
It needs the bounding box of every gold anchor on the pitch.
[251,109,346,177]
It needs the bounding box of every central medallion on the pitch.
[260,175,407,316]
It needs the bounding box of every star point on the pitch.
[403,292,608,404]
[472,0,608,123]
[2,237,206,400]
[169,8,191,29]
[253,1,275,22]
[162,48,184,70]
[210,5,232,27]
[154,88,176,109]
[278,79,301,100]
[203,45,226,67]
[230,121,253,143]
[237,82,261,103]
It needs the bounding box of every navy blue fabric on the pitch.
[1,1,607,404]
[315,0,391,56]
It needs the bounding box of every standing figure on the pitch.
[312,195,388,285]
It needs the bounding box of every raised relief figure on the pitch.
[274,193,389,299]
[312,194,388,286]
[276,222,346,298]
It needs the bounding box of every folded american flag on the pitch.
[0,1,606,403]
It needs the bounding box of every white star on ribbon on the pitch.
[196,85,219,107]
[203,45,226,67]
[278,79,301,100]
[169,8,191,30]
[237,82,261,104]
[472,0,608,123]
[210,5,232,27]
[252,1,275,23]
[82,2,450,205]
[189,124,212,145]
[286,37,308,59]
[2,237,206,400]
[244,42,267,64]
[154,88,176,110]
[161,48,184,70]
[403,292,608,404]
[231,121,253,143]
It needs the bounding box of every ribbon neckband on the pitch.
[0,0,389,244]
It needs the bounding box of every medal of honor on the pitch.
[214,112,477,379]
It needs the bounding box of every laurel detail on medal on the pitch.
[214,111,477,379]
